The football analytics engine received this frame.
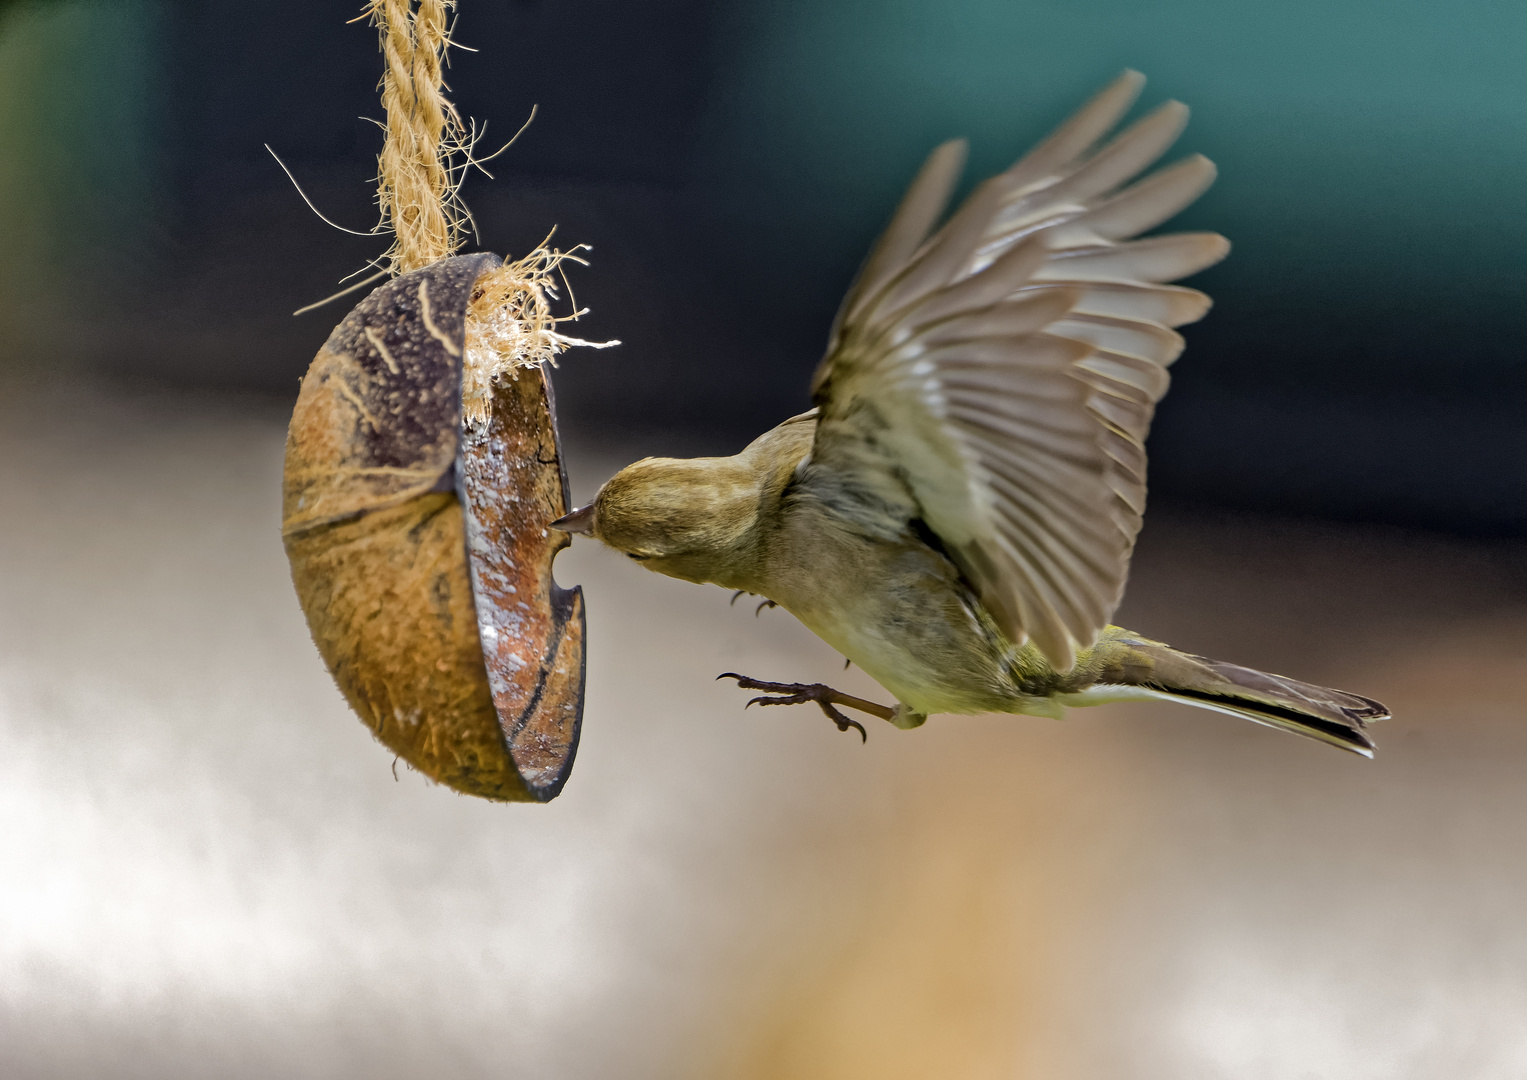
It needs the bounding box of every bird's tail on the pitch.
[1079,632,1390,756]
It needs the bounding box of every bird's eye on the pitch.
[626,552,649,561]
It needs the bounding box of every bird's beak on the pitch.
[549,503,595,536]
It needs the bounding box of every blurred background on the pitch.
[2,0,1526,1077]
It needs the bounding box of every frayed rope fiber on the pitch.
[364,0,616,412]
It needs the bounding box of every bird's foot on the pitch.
[716,673,896,743]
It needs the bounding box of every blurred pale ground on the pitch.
[2,384,1527,1080]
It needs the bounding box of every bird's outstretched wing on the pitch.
[807,71,1228,670]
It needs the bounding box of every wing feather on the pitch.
[1068,282,1212,327]
[805,72,1228,669]
[1023,101,1190,212]
[1049,315,1185,364]
[1004,70,1146,187]
[835,140,970,333]
[1068,154,1218,242]
[1036,233,1231,283]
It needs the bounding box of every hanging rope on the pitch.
[358,0,618,421]
[366,0,468,274]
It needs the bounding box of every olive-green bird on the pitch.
[553,71,1389,754]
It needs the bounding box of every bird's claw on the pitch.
[717,673,873,742]
[729,591,778,615]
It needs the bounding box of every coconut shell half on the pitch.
[282,253,584,802]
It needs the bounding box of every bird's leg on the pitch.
[716,673,896,743]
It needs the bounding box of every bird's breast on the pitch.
[758,501,1022,716]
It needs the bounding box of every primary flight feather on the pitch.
[553,72,1389,754]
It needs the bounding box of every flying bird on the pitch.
[553,71,1389,754]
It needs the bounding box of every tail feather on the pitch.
[1091,634,1390,756]
[1159,653,1387,756]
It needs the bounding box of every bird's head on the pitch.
[551,455,761,586]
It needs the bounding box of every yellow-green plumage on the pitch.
[557,72,1389,755]
[581,413,1386,754]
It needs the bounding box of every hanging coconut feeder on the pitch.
[282,252,585,802]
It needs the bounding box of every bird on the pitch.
[551,71,1390,754]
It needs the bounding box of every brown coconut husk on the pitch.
[284,254,594,801]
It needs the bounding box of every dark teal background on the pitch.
[2,0,1524,527]
[695,0,1527,526]
[704,0,1527,396]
